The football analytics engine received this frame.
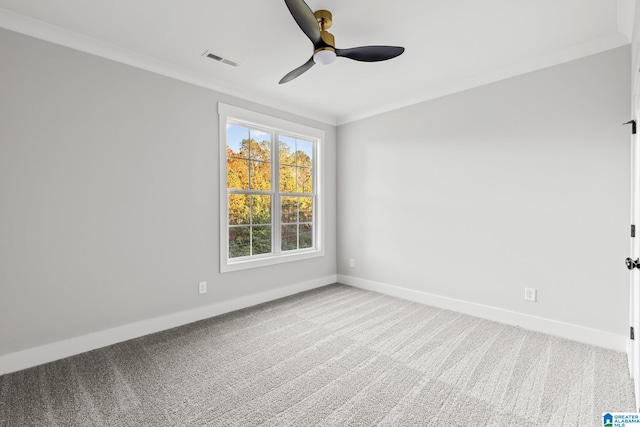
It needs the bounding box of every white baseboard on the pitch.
[338,274,627,352]
[0,275,337,376]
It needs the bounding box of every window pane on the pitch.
[297,167,313,193]
[250,161,271,191]
[227,124,249,158]
[281,224,297,251]
[299,197,313,222]
[227,158,249,190]
[228,194,250,225]
[249,130,271,161]
[279,165,296,192]
[252,195,271,225]
[222,107,322,271]
[300,223,313,249]
[296,139,313,166]
[252,225,271,255]
[279,136,296,165]
[281,196,297,223]
[229,226,250,258]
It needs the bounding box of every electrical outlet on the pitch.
[349,258,355,268]
[199,281,207,294]
[524,287,536,302]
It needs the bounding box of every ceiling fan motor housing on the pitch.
[315,31,335,53]
[313,10,336,63]
[314,9,336,57]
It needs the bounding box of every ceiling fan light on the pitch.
[313,49,337,65]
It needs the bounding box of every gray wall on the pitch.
[0,28,337,356]
[0,24,631,357]
[337,46,631,334]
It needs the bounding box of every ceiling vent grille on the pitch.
[202,50,238,67]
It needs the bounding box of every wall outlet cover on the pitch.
[524,287,536,302]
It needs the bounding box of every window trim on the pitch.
[218,103,325,273]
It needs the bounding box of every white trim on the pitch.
[629,338,635,379]
[0,8,629,127]
[218,103,325,141]
[338,274,627,352]
[634,2,640,117]
[631,108,640,409]
[0,8,337,126]
[0,275,337,376]
[218,103,325,273]
[336,32,630,125]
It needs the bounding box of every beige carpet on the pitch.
[0,284,635,426]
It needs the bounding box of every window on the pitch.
[219,103,324,272]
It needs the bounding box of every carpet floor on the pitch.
[0,283,635,426]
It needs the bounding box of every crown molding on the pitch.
[0,6,629,128]
[338,32,631,125]
[0,8,338,126]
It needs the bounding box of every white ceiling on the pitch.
[0,0,634,125]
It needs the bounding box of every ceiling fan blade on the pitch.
[284,0,321,45]
[279,57,315,84]
[336,46,405,62]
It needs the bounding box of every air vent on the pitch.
[202,50,238,67]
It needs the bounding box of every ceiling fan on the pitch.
[279,0,405,84]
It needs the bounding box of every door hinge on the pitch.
[624,120,637,135]
[632,225,636,238]
[631,326,635,340]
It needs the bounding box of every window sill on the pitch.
[221,248,324,273]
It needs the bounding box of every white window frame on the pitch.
[218,103,325,273]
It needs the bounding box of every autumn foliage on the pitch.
[227,129,313,258]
